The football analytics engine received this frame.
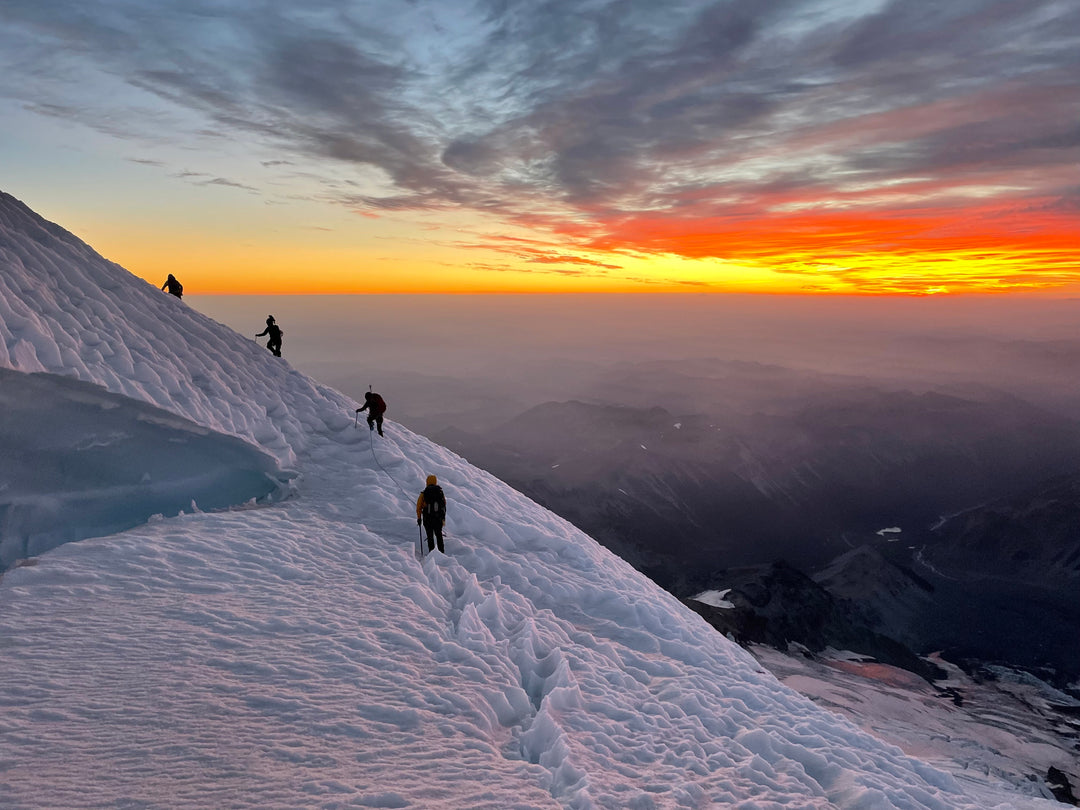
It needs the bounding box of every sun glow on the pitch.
[48,150,1080,298]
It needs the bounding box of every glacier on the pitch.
[0,188,1061,808]
[0,366,292,570]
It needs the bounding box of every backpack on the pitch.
[371,393,386,414]
[422,485,445,521]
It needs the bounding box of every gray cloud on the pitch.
[204,177,259,192]
[2,0,1078,250]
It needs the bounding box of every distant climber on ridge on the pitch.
[416,475,446,554]
[356,391,387,436]
[161,274,183,299]
[255,315,283,357]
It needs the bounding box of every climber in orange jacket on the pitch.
[416,475,446,553]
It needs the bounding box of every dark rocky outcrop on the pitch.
[685,560,944,682]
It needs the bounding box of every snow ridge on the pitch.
[0,190,1059,808]
[0,190,346,465]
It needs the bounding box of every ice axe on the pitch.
[353,384,375,430]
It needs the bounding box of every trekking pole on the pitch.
[354,410,359,429]
[418,523,425,559]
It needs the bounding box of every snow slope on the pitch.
[0,189,1060,808]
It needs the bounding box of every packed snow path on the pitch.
[0,190,1059,808]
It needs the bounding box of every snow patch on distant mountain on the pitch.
[693,588,735,609]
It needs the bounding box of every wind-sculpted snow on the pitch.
[0,190,1059,808]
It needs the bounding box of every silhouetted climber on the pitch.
[161,274,183,299]
[356,391,387,436]
[255,315,283,357]
[416,475,446,554]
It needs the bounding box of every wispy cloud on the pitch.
[203,177,259,192]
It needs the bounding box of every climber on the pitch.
[416,475,446,554]
[255,315,283,357]
[161,274,183,299]
[356,391,387,437]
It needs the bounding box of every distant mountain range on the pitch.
[436,383,1080,594]
[925,471,1080,587]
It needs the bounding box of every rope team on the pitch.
[357,392,448,554]
[157,284,443,556]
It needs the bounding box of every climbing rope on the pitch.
[367,424,412,500]
[358,413,433,561]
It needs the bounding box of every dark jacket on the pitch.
[162,276,183,298]
[358,392,386,416]
[256,323,282,341]
[416,483,446,526]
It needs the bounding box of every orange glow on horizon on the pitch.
[86,196,1080,298]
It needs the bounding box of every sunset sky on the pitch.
[1,0,1078,295]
